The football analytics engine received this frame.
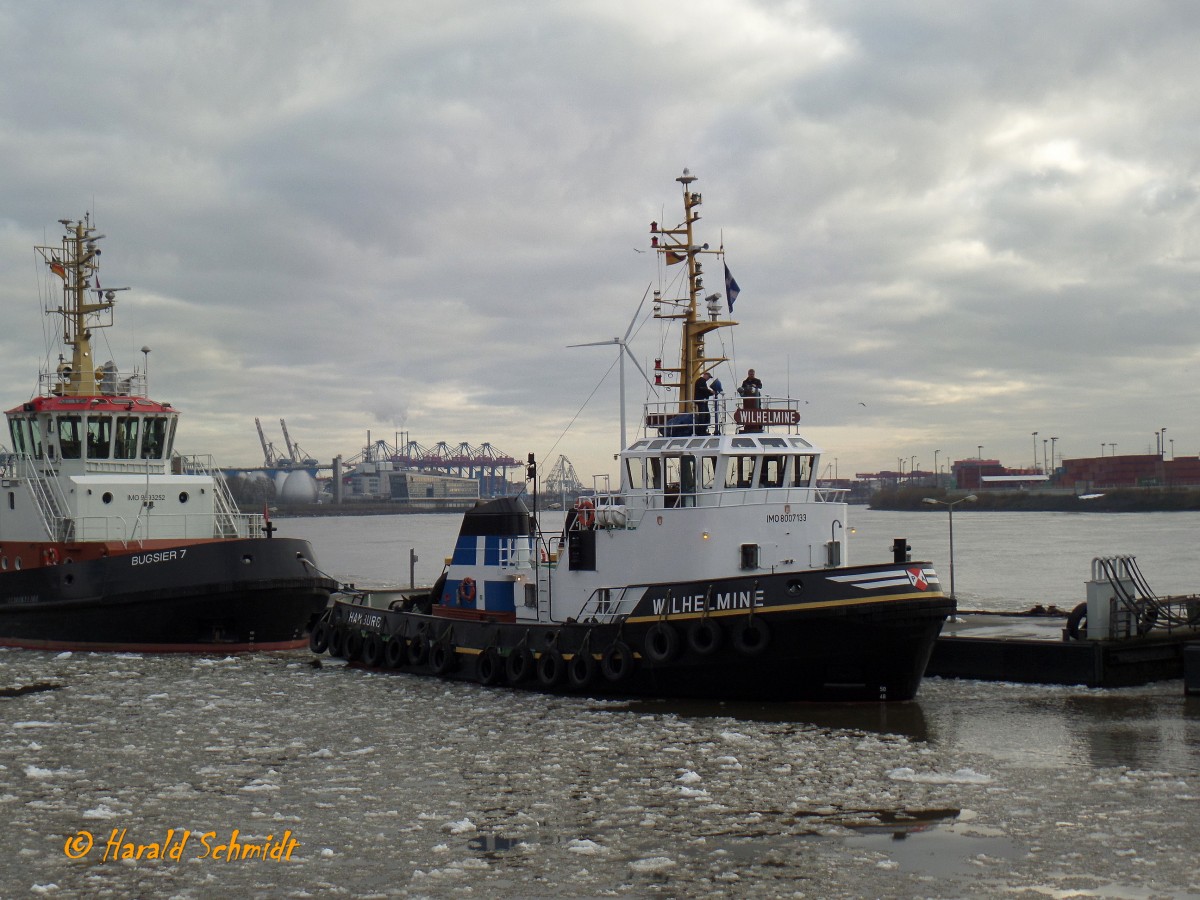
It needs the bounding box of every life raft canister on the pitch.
[575,498,596,529]
[457,576,477,607]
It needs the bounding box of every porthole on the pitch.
[179,491,190,504]
[1,558,7,571]
[15,557,21,570]
[102,492,113,504]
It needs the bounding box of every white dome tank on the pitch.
[279,469,319,504]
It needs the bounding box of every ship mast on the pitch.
[36,216,122,397]
[651,170,737,413]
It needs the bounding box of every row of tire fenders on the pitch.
[308,609,772,690]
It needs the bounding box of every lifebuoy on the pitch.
[362,632,384,667]
[567,651,595,690]
[43,547,58,566]
[644,622,680,664]
[308,621,330,655]
[575,499,595,529]
[384,637,407,668]
[457,577,477,606]
[731,617,770,655]
[537,648,566,687]
[687,618,723,656]
[506,648,533,684]
[601,641,635,682]
[539,545,549,563]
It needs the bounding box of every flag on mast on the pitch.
[724,263,741,312]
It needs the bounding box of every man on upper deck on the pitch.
[693,372,714,434]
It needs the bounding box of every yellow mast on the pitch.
[36,217,117,397]
[651,170,737,413]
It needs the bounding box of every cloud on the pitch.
[2,0,1199,483]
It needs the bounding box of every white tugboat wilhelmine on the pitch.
[315,172,953,700]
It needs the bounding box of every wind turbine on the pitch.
[568,285,658,449]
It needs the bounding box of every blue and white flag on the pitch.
[724,263,741,312]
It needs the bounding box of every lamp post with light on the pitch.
[922,494,977,600]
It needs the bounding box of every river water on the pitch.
[2,509,1198,898]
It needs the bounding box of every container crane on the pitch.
[255,418,279,466]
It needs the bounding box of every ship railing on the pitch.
[576,584,649,624]
[37,369,148,399]
[640,394,804,439]
[74,513,260,543]
[582,486,846,530]
[177,453,252,538]
[7,455,72,541]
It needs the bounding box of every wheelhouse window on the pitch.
[115,416,140,459]
[86,415,112,459]
[8,418,27,456]
[792,454,816,487]
[759,455,785,488]
[647,457,663,490]
[56,415,82,459]
[725,454,757,489]
[142,417,168,459]
[663,454,697,507]
[625,457,646,490]
[699,455,718,490]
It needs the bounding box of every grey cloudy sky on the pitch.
[2,1,1198,483]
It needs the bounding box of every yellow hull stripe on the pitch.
[624,590,947,624]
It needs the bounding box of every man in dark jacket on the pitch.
[693,372,714,434]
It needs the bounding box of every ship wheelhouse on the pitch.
[621,432,820,509]
[7,396,179,474]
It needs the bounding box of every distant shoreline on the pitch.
[871,486,1200,513]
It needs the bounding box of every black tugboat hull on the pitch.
[317,566,953,702]
[0,537,336,652]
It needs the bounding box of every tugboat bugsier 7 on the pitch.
[314,172,954,700]
[0,215,337,652]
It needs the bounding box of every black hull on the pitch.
[316,566,953,702]
[0,538,337,652]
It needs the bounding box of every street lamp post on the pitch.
[923,494,977,600]
[1032,431,1038,469]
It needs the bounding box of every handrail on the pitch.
[576,583,650,623]
[179,453,247,538]
[640,394,803,438]
[11,456,71,541]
